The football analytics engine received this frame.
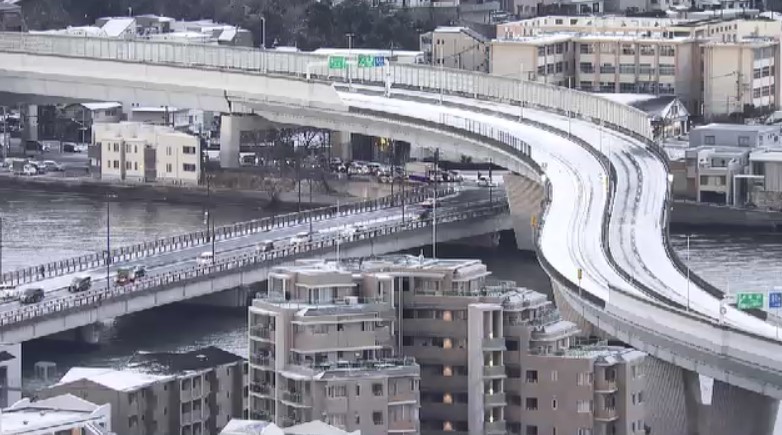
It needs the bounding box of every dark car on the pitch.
[133,266,146,279]
[20,287,44,304]
[68,276,91,293]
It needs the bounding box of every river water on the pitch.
[1,188,780,389]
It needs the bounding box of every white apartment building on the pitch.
[2,394,112,435]
[0,342,21,409]
[93,122,201,185]
[489,15,782,118]
[420,27,491,72]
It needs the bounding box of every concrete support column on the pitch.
[20,104,37,142]
[78,323,102,345]
[502,173,544,252]
[219,114,274,168]
[329,130,352,161]
[682,370,713,435]
[449,232,501,249]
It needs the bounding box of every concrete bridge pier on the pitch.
[184,285,254,308]
[330,130,352,161]
[448,232,501,249]
[551,280,780,435]
[219,114,276,168]
[48,322,103,345]
[503,173,545,252]
[21,104,37,142]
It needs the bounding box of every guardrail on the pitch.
[0,186,453,287]
[0,32,653,143]
[0,201,509,328]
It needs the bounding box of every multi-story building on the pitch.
[251,256,648,435]
[420,27,490,73]
[248,261,421,433]
[2,393,112,434]
[489,15,782,118]
[43,346,247,435]
[748,148,782,208]
[684,146,750,204]
[92,121,201,185]
[0,342,21,409]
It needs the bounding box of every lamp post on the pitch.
[105,194,117,291]
[260,16,266,49]
[432,148,439,258]
[345,33,355,91]
[686,234,691,311]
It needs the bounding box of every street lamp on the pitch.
[345,33,355,90]
[105,194,117,290]
[686,234,691,311]
[260,16,266,49]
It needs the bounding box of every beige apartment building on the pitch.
[43,346,248,435]
[93,121,201,185]
[420,27,491,72]
[485,15,782,118]
[251,256,647,435]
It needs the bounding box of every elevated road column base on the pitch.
[219,114,275,168]
[503,173,544,252]
[47,322,103,345]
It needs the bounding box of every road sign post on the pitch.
[770,291,782,339]
[736,292,764,310]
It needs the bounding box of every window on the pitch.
[525,370,538,383]
[754,87,762,99]
[700,175,708,186]
[619,64,635,75]
[355,385,360,396]
[556,43,564,54]
[621,44,635,55]
[183,146,197,155]
[704,135,716,145]
[738,136,750,146]
[166,146,172,156]
[125,161,131,170]
[113,143,119,152]
[577,400,593,413]
[579,62,594,73]
[579,43,593,54]
[639,44,654,56]
[166,163,172,173]
[183,163,197,172]
[579,81,593,90]
[537,46,545,56]
[113,160,119,169]
[551,370,558,382]
[372,411,383,425]
[526,425,539,435]
[600,64,615,74]
[659,64,675,75]
[525,397,538,410]
[577,429,592,435]
[507,339,519,351]
[556,62,563,73]
[754,68,762,79]
[577,372,593,385]
[128,392,137,405]
[128,416,139,427]
[372,383,383,396]
[637,391,644,403]
[327,385,347,397]
[134,145,138,154]
[660,45,675,56]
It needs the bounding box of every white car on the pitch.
[477,177,498,188]
[289,232,311,246]
[197,251,214,265]
[22,164,37,176]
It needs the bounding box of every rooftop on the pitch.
[280,358,419,381]
[56,367,173,392]
[2,394,109,434]
[80,102,122,111]
[220,419,283,435]
[560,342,647,362]
[693,123,780,133]
[127,346,244,375]
[750,149,782,162]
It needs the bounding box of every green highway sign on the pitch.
[358,54,374,68]
[736,292,764,310]
[328,56,346,70]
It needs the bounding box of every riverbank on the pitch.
[671,200,782,231]
[0,172,400,208]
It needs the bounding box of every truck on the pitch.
[115,266,145,285]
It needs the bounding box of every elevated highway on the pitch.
[0,32,780,434]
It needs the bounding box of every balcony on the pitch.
[182,412,192,424]
[594,379,618,393]
[485,420,506,434]
[281,391,311,407]
[389,390,418,404]
[250,325,274,341]
[482,337,506,351]
[483,365,507,378]
[595,406,619,421]
[249,382,273,396]
[484,392,507,407]
[250,354,275,368]
[388,419,418,432]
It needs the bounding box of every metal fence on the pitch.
[0,32,653,143]
[0,201,508,327]
[0,186,453,286]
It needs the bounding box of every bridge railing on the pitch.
[0,32,653,143]
[0,201,509,328]
[0,186,453,287]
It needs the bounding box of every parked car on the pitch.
[62,142,76,153]
[20,287,44,304]
[42,160,64,172]
[68,276,91,293]
[133,266,146,279]
[256,241,274,253]
[421,198,436,209]
[197,251,214,265]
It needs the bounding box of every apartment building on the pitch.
[93,122,200,185]
[43,346,247,435]
[420,27,490,73]
[490,15,782,117]
[0,342,21,409]
[251,256,648,435]
[749,149,782,208]
[248,261,421,433]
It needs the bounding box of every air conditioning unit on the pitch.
[344,296,359,305]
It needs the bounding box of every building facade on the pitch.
[489,16,782,118]
[421,27,490,73]
[250,256,648,435]
[93,122,200,185]
[43,347,247,435]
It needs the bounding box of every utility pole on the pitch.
[432,148,439,258]
[345,33,355,91]
[106,195,112,291]
[260,16,266,49]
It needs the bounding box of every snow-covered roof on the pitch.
[81,102,122,111]
[220,419,283,435]
[131,106,184,113]
[2,394,108,435]
[57,367,173,392]
[285,420,360,435]
[750,150,782,163]
[596,93,657,106]
[101,17,135,37]
[218,27,237,42]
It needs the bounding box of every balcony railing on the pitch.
[282,391,311,406]
[250,354,275,367]
[485,420,506,434]
[250,325,274,340]
[482,337,506,350]
[484,392,507,407]
[595,406,619,421]
[388,419,418,432]
[483,365,507,378]
[250,382,273,395]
